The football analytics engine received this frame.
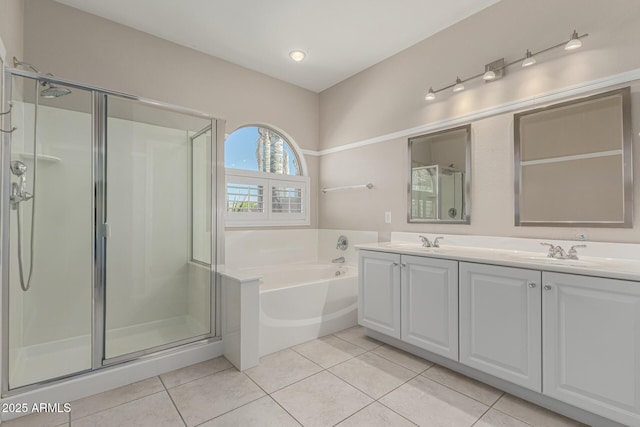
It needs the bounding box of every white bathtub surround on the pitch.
[224,229,319,269]
[257,264,358,356]
[220,271,260,371]
[318,229,379,265]
[224,229,378,268]
[222,229,378,361]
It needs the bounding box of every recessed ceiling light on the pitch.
[289,50,306,62]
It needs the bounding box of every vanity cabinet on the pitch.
[459,262,542,391]
[401,255,458,360]
[358,251,401,338]
[359,245,640,426]
[542,272,640,426]
[358,250,458,359]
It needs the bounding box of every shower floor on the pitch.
[9,314,208,389]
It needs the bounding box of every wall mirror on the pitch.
[408,124,470,223]
[514,87,632,227]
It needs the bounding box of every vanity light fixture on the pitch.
[425,87,436,101]
[522,49,536,67]
[289,50,306,62]
[564,30,582,50]
[483,69,497,81]
[452,77,465,92]
[424,29,587,101]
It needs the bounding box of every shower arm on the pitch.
[13,57,40,73]
[12,57,55,84]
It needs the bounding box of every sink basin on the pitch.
[511,254,601,267]
[381,242,455,254]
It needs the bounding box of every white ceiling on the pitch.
[54,0,501,92]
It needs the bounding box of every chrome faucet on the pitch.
[419,235,444,248]
[541,242,586,260]
[332,256,345,264]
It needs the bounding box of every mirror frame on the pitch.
[407,124,471,224]
[514,87,633,227]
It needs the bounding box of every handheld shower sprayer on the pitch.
[10,161,33,210]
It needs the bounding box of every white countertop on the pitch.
[356,241,640,282]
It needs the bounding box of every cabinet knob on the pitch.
[544,284,552,291]
[392,262,399,267]
[528,282,536,288]
[401,263,407,267]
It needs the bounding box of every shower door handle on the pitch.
[100,223,111,239]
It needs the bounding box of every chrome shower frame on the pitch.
[0,67,223,397]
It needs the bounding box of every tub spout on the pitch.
[332,256,345,264]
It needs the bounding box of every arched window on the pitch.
[224,126,310,226]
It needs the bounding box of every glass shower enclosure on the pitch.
[1,69,220,393]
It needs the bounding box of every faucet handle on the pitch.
[419,235,431,247]
[540,242,556,257]
[433,237,444,248]
[567,244,586,259]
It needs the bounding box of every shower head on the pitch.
[40,83,71,98]
[12,57,72,98]
[10,161,27,177]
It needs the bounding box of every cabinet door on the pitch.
[543,272,640,427]
[358,251,401,339]
[459,262,542,391]
[401,255,458,360]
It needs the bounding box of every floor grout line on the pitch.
[69,389,167,425]
[160,360,234,390]
[158,376,188,427]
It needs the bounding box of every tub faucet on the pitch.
[332,256,345,264]
[336,235,348,250]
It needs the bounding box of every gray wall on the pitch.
[21,0,321,228]
[318,0,640,243]
[0,0,24,62]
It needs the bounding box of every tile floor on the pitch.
[5,326,588,427]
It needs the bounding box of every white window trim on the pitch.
[225,168,310,227]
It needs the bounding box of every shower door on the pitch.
[102,95,214,362]
[2,75,94,389]
[2,71,218,392]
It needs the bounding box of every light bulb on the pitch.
[522,49,536,67]
[565,31,582,50]
[453,77,464,93]
[483,70,496,81]
[425,87,436,101]
[289,50,306,62]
